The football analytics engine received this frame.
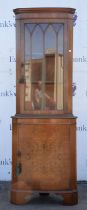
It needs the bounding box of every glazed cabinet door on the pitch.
[16,20,70,114]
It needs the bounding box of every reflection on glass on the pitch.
[32,82,56,110]
[24,23,64,111]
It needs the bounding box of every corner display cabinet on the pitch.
[11,8,78,205]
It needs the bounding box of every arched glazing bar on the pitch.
[24,23,64,111]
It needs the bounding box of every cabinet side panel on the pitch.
[12,119,17,182]
[16,20,21,113]
[67,19,73,113]
[69,119,77,189]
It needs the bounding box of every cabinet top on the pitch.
[13,7,75,15]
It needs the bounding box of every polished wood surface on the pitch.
[11,116,77,204]
[11,7,78,205]
[15,9,73,115]
[13,8,75,14]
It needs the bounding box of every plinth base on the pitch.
[10,185,78,205]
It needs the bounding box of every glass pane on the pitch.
[25,25,31,62]
[45,54,55,82]
[24,23,64,111]
[57,25,64,110]
[32,25,43,60]
[32,82,44,110]
[45,84,56,110]
[52,23,63,33]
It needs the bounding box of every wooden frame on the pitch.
[15,8,74,115]
[11,8,78,205]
